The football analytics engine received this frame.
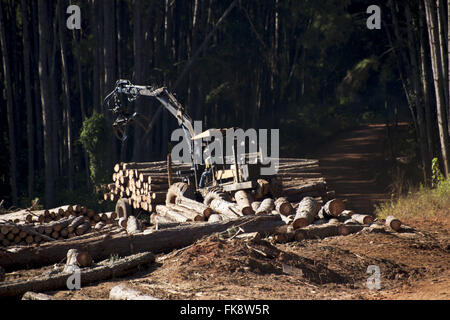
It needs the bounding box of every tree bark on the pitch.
[234,191,255,215]
[293,197,321,229]
[21,0,35,199]
[58,0,74,191]
[0,252,155,298]
[318,199,345,218]
[255,198,275,215]
[350,214,374,225]
[0,215,283,271]
[37,0,55,207]
[294,222,364,241]
[0,0,18,205]
[274,197,294,216]
[424,0,450,176]
[385,216,402,231]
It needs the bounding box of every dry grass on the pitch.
[375,179,450,221]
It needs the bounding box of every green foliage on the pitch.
[79,112,111,186]
[431,158,445,188]
[376,177,450,221]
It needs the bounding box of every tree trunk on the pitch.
[21,0,35,199]
[37,0,55,207]
[294,222,364,241]
[255,198,275,215]
[424,0,450,176]
[0,252,155,298]
[175,196,214,218]
[58,0,74,191]
[419,1,435,166]
[208,199,241,220]
[293,197,321,229]
[0,0,18,205]
[274,197,294,216]
[318,199,345,219]
[167,204,207,222]
[350,214,374,225]
[234,191,255,215]
[405,2,431,183]
[385,216,402,231]
[0,215,283,271]
[103,0,118,167]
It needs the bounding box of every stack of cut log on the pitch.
[0,206,118,247]
[270,196,377,243]
[105,161,191,212]
[274,158,335,202]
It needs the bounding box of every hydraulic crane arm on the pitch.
[104,79,195,142]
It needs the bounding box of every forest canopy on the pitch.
[0,0,449,208]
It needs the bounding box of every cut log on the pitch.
[1,222,55,242]
[60,229,69,238]
[166,204,205,222]
[255,179,270,200]
[75,222,91,236]
[67,216,85,233]
[166,182,194,205]
[64,249,93,273]
[95,222,106,231]
[234,190,255,215]
[272,224,295,243]
[118,217,128,229]
[274,197,294,216]
[208,199,240,220]
[255,198,275,215]
[0,252,155,298]
[318,199,345,218]
[385,216,402,231]
[0,215,284,271]
[294,222,364,241]
[0,225,10,235]
[292,197,321,230]
[279,214,294,225]
[351,214,374,225]
[251,201,261,212]
[175,196,214,218]
[341,210,356,216]
[155,205,190,223]
[109,285,160,300]
[22,292,57,300]
[126,216,141,235]
[150,214,174,226]
[208,214,224,223]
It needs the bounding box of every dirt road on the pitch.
[312,124,392,213]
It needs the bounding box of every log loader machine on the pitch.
[104,80,280,217]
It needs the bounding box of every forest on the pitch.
[0,0,449,209]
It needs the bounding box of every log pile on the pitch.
[275,159,333,202]
[105,161,190,212]
[0,206,118,247]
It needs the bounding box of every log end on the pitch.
[241,207,255,216]
[292,218,308,230]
